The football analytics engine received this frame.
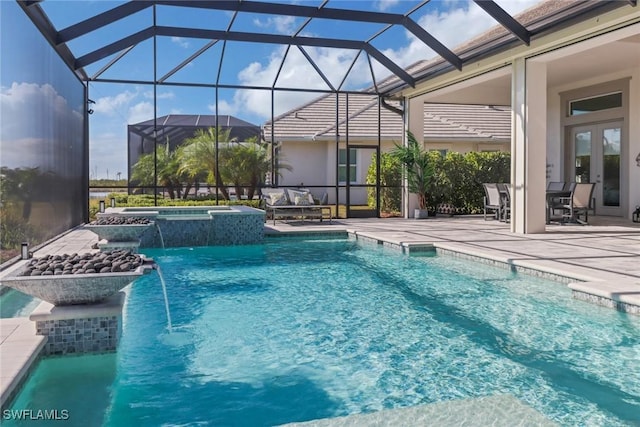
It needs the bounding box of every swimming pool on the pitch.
[5,237,640,426]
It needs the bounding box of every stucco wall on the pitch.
[279,138,508,206]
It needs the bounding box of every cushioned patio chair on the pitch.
[560,182,595,224]
[547,181,565,191]
[497,183,512,223]
[482,183,502,220]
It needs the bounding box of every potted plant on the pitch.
[390,131,435,219]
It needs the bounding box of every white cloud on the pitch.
[208,99,237,116]
[214,45,372,119]
[374,0,400,12]
[93,90,137,115]
[379,0,540,68]
[171,36,190,48]
[128,101,154,125]
[494,0,541,15]
[252,16,298,34]
[143,90,175,100]
[374,3,501,73]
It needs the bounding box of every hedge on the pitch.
[367,151,510,214]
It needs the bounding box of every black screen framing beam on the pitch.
[17,1,88,80]
[56,2,152,44]
[76,26,415,88]
[473,0,531,46]
[155,0,461,70]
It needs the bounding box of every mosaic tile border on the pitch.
[432,248,575,284]
[351,235,382,247]
[265,231,349,240]
[572,290,640,315]
[35,315,121,356]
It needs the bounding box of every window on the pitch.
[569,92,622,116]
[338,148,357,183]
[430,149,448,156]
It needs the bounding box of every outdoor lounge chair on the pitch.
[560,182,595,224]
[262,188,332,225]
[497,183,512,223]
[482,183,502,220]
[547,181,565,191]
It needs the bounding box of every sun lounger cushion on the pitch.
[268,192,289,206]
[287,189,314,206]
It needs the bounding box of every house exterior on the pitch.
[383,0,640,232]
[263,94,510,208]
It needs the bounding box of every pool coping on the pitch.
[0,318,45,411]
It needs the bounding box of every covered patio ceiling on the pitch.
[18,0,631,96]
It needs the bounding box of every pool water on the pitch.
[5,238,640,426]
[0,288,39,319]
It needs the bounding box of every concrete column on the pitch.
[511,58,547,233]
[404,96,425,218]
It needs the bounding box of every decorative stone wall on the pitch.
[209,213,265,245]
[134,207,265,248]
[35,316,119,355]
[30,292,125,356]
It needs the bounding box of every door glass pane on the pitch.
[338,148,356,184]
[602,127,621,207]
[574,131,591,183]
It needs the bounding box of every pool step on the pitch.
[0,317,45,410]
[280,394,557,427]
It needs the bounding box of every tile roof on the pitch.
[263,93,510,143]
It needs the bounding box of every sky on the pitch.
[4,0,541,179]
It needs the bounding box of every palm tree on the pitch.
[218,137,274,200]
[179,127,232,200]
[131,140,187,199]
[390,131,435,213]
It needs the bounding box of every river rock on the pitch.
[20,249,143,276]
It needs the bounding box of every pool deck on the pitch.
[1,216,639,413]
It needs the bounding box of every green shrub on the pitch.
[0,206,45,263]
[367,150,510,215]
[366,152,402,214]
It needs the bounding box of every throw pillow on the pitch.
[269,192,288,206]
[294,194,311,206]
[289,190,312,206]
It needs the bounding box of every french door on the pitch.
[569,121,623,216]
